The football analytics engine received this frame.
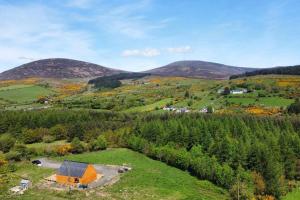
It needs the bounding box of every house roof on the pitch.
[57,160,89,178]
[20,179,30,184]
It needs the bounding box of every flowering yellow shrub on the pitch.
[277,78,300,87]
[58,83,86,94]
[55,144,72,156]
[246,107,280,115]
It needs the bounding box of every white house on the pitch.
[230,89,247,94]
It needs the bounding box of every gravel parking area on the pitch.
[37,158,125,189]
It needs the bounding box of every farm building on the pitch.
[56,160,97,186]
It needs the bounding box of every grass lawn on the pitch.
[283,187,300,200]
[227,97,256,106]
[1,148,229,200]
[258,97,294,107]
[125,98,173,112]
[0,85,54,103]
[0,84,33,91]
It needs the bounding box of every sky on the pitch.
[0,0,300,72]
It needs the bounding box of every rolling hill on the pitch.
[0,58,123,80]
[145,60,257,79]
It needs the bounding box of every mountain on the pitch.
[145,60,257,79]
[0,58,123,80]
[230,65,300,79]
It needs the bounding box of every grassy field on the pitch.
[125,98,173,112]
[0,74,299,114]
[1,148,229,200]
[0,85,54,103]
[283,187,300,200]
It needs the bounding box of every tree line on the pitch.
[230,65,300,79]
[1,110,300,199]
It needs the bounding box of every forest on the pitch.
[230,65,300,79]
[0,110,300,199]
[88,73,150,89]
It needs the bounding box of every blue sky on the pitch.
[0,0,300,72]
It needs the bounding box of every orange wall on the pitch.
[80,165,97,184]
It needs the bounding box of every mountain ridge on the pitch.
[0,58,123,80]
[0,58,260,80]
[144,60,257,79]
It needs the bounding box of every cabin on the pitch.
[56,160,97,186]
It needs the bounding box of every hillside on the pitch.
[145,60,256,79]
[0,58,123,80]
[230,65,300,79]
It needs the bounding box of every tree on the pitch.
[70,137,85,154]
[207,105,214,113]
[22,128,50,144]
[287,99,300,114]
[184,90,190,98]
[89,135,107,151]
[0,134,15,153]
[223,87,231,95]
[50,124,67,140]
[68,124,85,141]
[252,171,266,195]
[84,128,101,142]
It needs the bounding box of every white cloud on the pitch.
[122,48,160,57]
[0,3,99,72]
[166,46,192,53]
[83,0,171,39]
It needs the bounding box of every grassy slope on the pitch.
[1,148,229,200]
[0,85,54,103]
[283,188,300,200]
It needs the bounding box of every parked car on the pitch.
[32,160,42,166]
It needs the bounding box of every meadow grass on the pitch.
[282,187,300,200]
[1,148,229,200]
[0,85,54,103]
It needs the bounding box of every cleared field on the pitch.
[0,84,33,91]
[125,98,173,112]
[1,148,229,200]
[258,97,294,107]
[0,85,54,103]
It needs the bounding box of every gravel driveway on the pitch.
[37,158,123,188]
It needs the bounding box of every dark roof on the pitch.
[57,160,89,178]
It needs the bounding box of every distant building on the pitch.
[56,160,97,186]
[200,108,208,113]
[217,89,224,94]
[230,89,247,94]
[176,108,190,113]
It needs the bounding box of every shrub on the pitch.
[287,100,300,114]
[55,144,72,156]
[84,128,101,142]
[5,151,22,161]
[50,124,67,140]
[88,135,107,151]
[13,144,32,160]
[22,128,43,144]
[43,135,55,143]
[70,137,85,154]
[229,181,254,200]
[0,134,16,153]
